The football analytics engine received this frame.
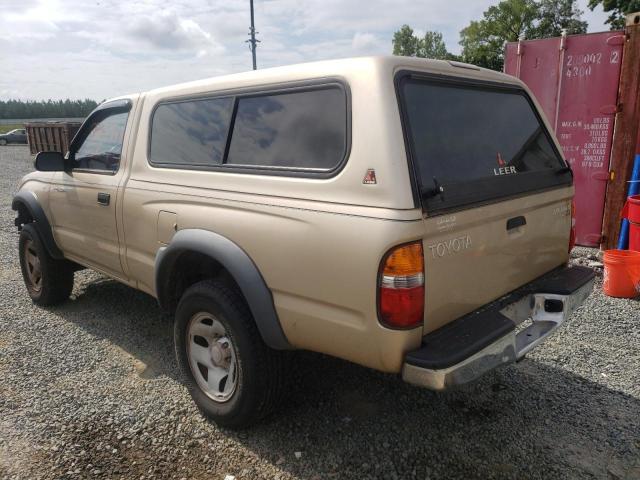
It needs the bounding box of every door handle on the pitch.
[507,216,526,230]
[54,187,68,192]
[97,192,110,206]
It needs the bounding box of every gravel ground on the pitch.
[1,145,639,480]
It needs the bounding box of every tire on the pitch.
[18,223,74,306]
[0,139,7,146]
[174,279,286,428]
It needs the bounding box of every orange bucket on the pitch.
[603,250,640,298]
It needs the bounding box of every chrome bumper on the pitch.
[402,273,594,391]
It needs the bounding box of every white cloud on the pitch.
[0,0,611,101]
[126,10,220,51]
[351,32,379,51]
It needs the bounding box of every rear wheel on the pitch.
[19,224,74,306]
[174,279,286,428]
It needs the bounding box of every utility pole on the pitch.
[247,0,259,70]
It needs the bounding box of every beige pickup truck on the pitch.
[13,56,594,427]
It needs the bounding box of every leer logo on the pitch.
[494,152,517,176]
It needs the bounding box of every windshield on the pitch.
[399,76,571,214]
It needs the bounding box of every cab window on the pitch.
[73,111,129,173]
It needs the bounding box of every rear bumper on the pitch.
[402,266,595,390]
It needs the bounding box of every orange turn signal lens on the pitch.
[382,242,424,276]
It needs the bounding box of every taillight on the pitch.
[569,199,576,253]
[378,241,424,329]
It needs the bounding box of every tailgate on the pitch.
[422,188,572,333]
[396,72,574,334]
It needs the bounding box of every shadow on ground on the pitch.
[50,275,640,479]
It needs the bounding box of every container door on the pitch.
[555,32,624,246]
[505,37,562,125]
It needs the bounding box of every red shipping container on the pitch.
[505,31,625,247]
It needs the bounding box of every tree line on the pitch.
[0,99,99,120]
[392,0,637,71]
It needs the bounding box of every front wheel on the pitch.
[174,280,286,428]
[18,224,74,305]
[0,139,7,146]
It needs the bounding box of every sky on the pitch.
[0,0,611,101]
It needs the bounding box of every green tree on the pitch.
[418,31,456,59]
[459,0,587,71]
[588,0,640,29]
[0,99,98,119]
[393,25,420,56]
[535,0,588,36]
[460,0,539,71]
[393,26,457,60]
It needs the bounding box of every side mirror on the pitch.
[34,151,66,172]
